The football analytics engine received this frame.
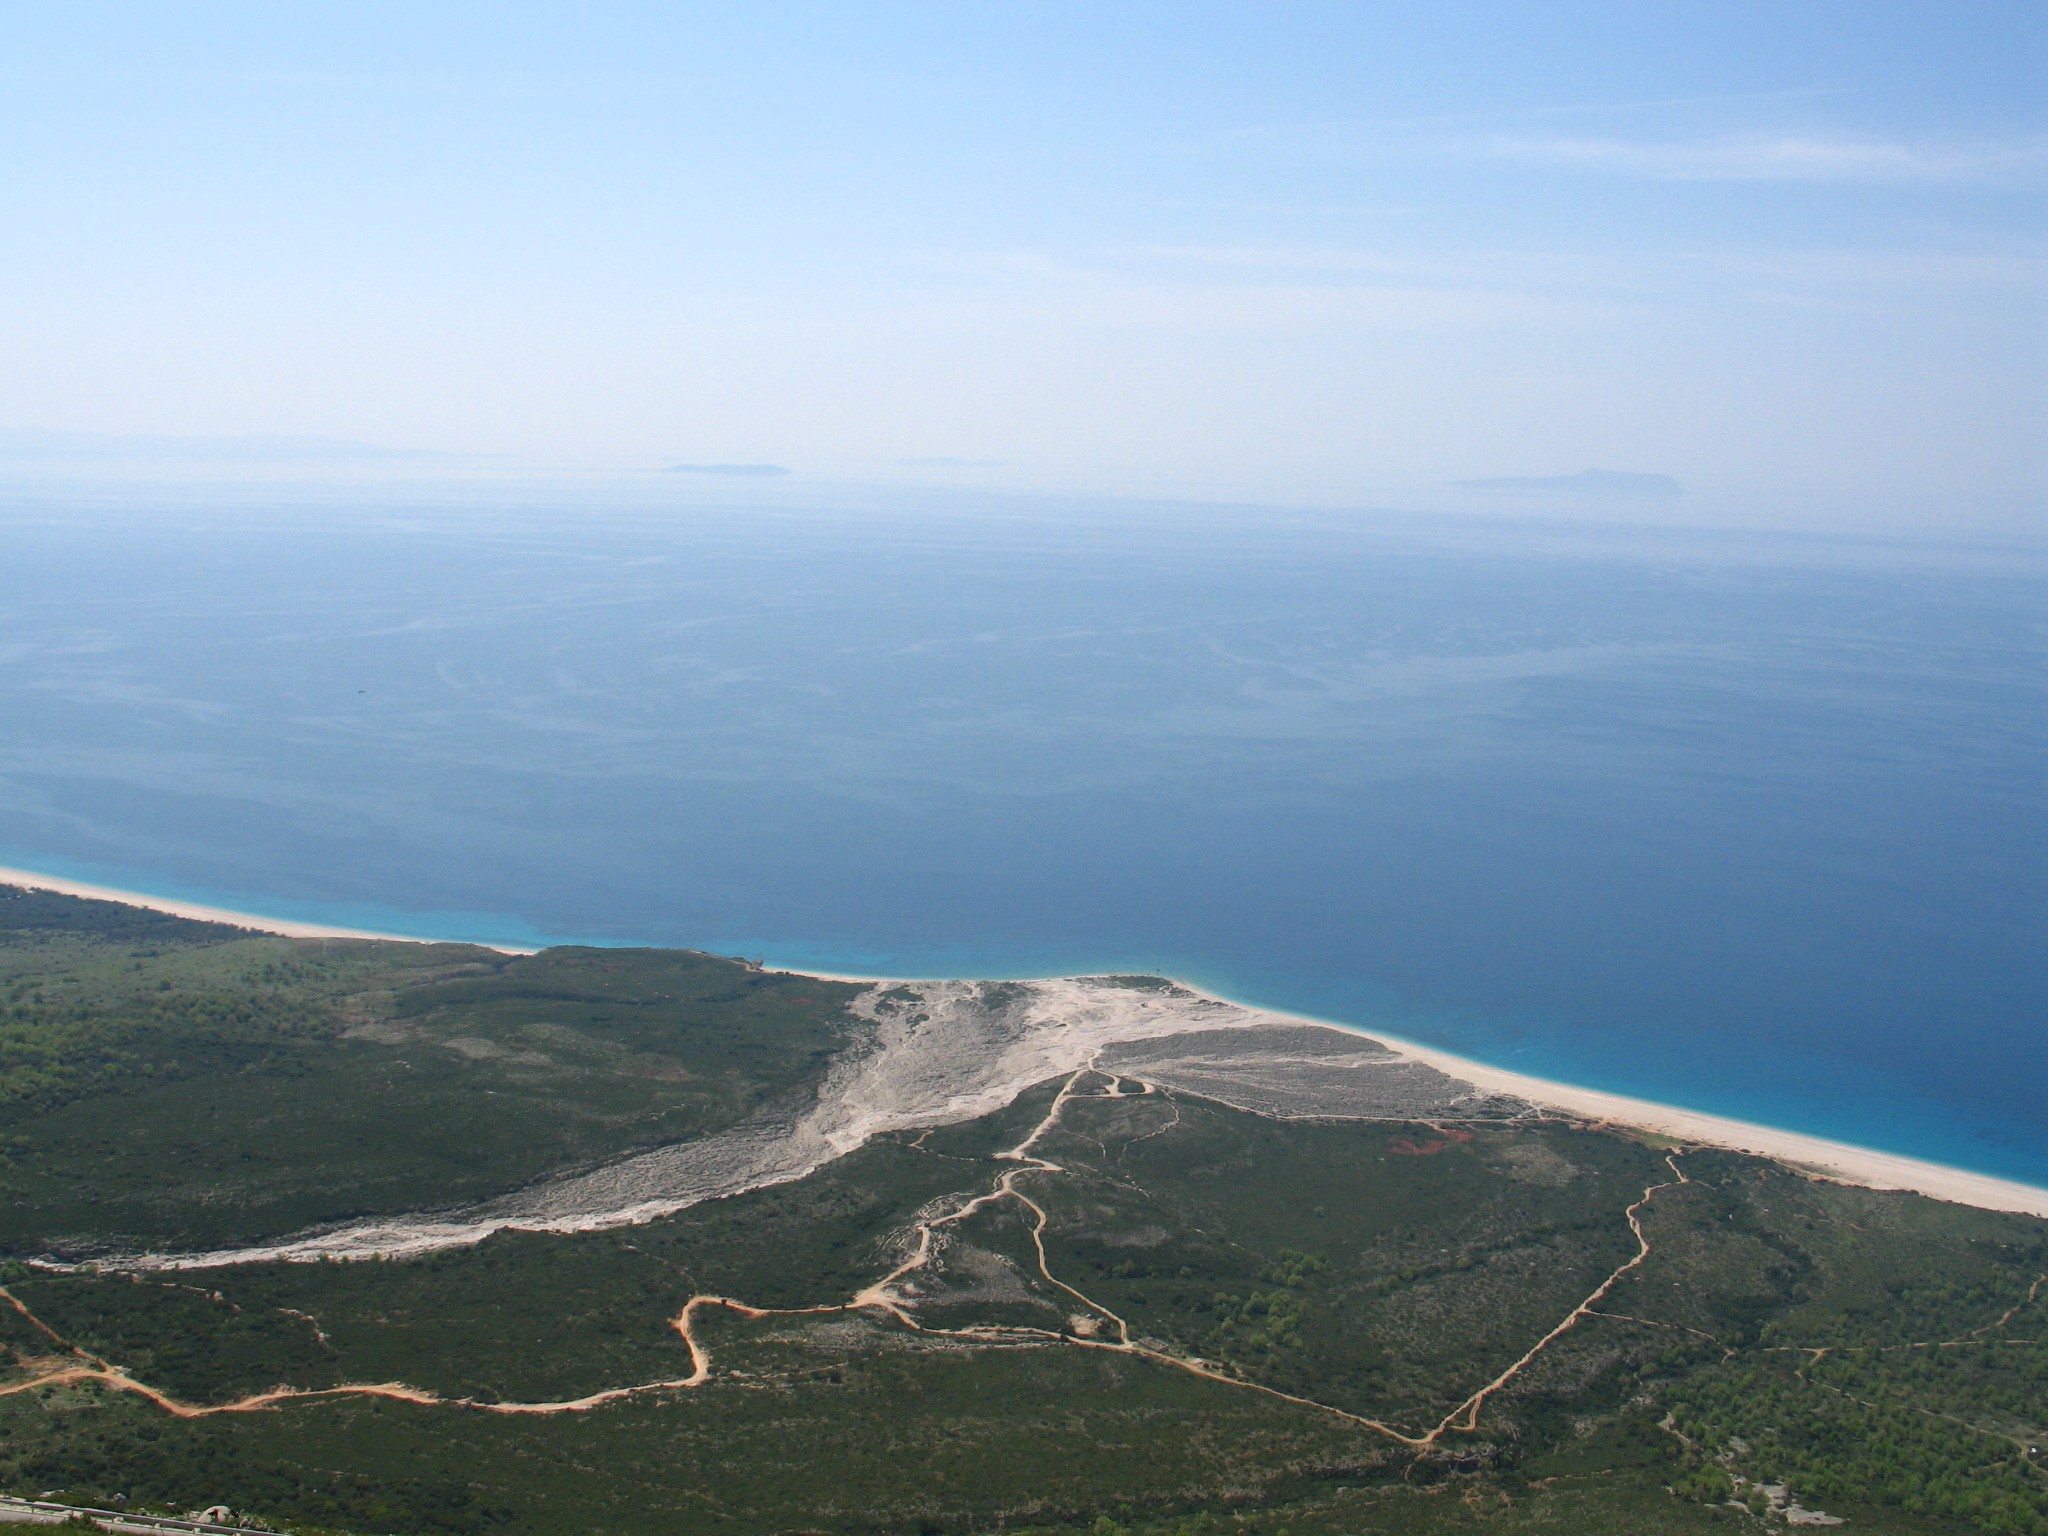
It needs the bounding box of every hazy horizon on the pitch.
[3,2,2043,533]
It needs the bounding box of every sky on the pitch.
[1,2,2043,529]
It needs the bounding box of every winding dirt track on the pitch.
[0,1068,1698,1447]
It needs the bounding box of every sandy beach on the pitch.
[742,964,2048,1217]
[1319,1015,2048,1220]
[0,867,537,953]
[3,865,2043,1220]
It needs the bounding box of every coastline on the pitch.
[3,865,2043,1220]
[0,867,539,954]
[1260,1005,2048,1220]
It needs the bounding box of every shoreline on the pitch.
[3,865,2044,1220]
[1261,1006,2048,1220]
[0,867,539,953]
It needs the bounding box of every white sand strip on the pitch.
[0,866,536,954]
[1374,1034,2048,1217]
[1188,992,2048,1219]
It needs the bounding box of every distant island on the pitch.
[0,875,2040,1536]
[664,462,791,477]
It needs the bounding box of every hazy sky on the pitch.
[2,3,2043,526]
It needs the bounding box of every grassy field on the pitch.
[0,884,2042,1535]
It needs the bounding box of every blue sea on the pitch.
[2,482,2043,1186]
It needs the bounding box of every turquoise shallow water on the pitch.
[1,485,2042,1185]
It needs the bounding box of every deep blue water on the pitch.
[2,484,2043,1185]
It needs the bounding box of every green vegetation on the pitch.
[0,887,861,1251]
[0,885,2041,1535]
[1649,1165,2048,1534]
